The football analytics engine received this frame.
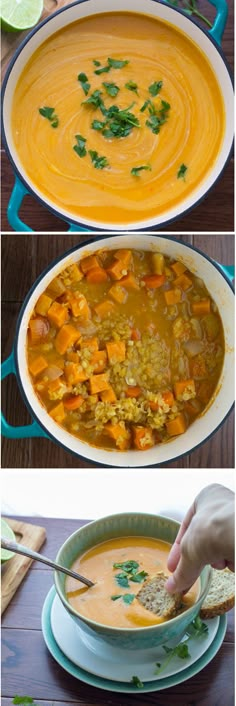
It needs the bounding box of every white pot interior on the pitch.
[3,0,234,230]
[16,234,234,467]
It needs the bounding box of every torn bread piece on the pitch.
[137,571,182,618]
[200,568,235,619]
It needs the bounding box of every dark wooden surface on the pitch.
[1,232,235,469]
[1,0,234,233]
[2,516,235,706]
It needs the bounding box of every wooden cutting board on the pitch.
[1,517,46,614]
[1,1,73,80]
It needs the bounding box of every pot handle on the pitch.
[1,351,47,439]
[208,0,228,45]
[216,263,235,281]
[8,177,91,233]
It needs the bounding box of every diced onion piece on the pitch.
[44,365,64,381]
[183,340,204,358]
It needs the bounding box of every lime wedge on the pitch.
[1,518,15,563]
[1,0,43,32]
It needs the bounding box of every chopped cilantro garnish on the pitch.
[94,64,111,75]
[115,573,130,588]
[78,72,90,95]
[102,82,120,97]
[88,150,109,169]
[82,90,105,110]
[177,163,188,179]
[130,570,149,582]
[111,594,122,601]
[39,106,59,128]
[73,134,87,158]
[93,59,101,66]
[154,616,208,676]
[113,561,139,572]
[146,99,170,134]
[111,593,136,604]
[131,165,151,177]
[108,57,129,69]
[140,99,151,113]
[149,80,163,96]
[131,676,144,688]
[125,81,138,95]
[91,119,107,131]
[186,616,208,638]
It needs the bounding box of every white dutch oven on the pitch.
[2,0,234,232]
[1,234,234,467]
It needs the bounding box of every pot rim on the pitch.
[12,233,235,468]
[1,0,234,232]
[54,511,212,633]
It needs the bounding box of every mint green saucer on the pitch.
[41,587,227,694]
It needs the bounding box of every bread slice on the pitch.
[137,571,182,619]
[200,568,235,619]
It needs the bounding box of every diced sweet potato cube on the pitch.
[89,373,110,394]
[100,385,117,402]
[29,356,48,377]
[65,362,89,385]
[173,274,192,291]
[80,337,99,352]
[104,422,131,450]
[120,273,139,289]
[166,413,187,436]
[174,379,195,400]
[192,299,211,316]
[66,351,80,363]
[114,249,132,267]
[86,266,108,284]
[164,288,182,306]
[152,253,165,275]
[150,391,174,410]
[106,341,126,364]
[64,395,84,410]
[109,284,128,304]
[125,386,141,398]
[94,300,116,319]
[106,259,128,280]
[47,301,69,328]
[49,402,65,423]
[171,261,187,276]
[70,294,91,320]
[91,350,108,373]
[55,324,81,355]
[47,378,62,393]
[133,426,155,450]
[35,294,53,317]
[80,255,99,273]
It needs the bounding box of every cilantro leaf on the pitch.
[82,90,105,111]
[73,134,87,158]
[102,82,120,97]
[94,65,111,75]
[145,99,170,134]
[88,150,109,169]
[115,573,130,588]
[123,593,136,604]
[186,616,208,638]
[131,166,151,177]
[125,81,138,95]
[168,0,212,29]
[39,106,59,128]
[91,119,107,131]
[130,569,149,582]
[131,675,144,688]
[149,80,163,96]
[12,699,36,705]
[140,99,151,113]
[111,594,122,601]
[113,561,139,573]
[78,72,90,95]
[93,60,101,66]
[177,163,188,179]
[108,57,129,69]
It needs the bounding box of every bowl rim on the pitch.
[54,511,212,633]
[1,0,234,232]
[12,233,234,467]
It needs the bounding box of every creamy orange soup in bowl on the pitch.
[54,512,211,649]
[9,8,229,229]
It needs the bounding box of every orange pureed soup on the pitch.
[66,537,199,628]
[12,12,225,225]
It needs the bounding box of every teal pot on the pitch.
[1,234,234,468]
[54,512,212,650]
[1,0,233,232]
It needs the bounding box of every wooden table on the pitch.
[1,232,235,469]
[2,516,235,706]
[1,0,234,233]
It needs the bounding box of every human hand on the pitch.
[166,484,234,594]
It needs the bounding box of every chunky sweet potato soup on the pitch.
[66,536,198,628]
[27,248,224,452]
[12,12,224,225]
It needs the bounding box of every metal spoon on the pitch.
[1,537,94,588]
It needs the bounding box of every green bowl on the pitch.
[54,513,211,650]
